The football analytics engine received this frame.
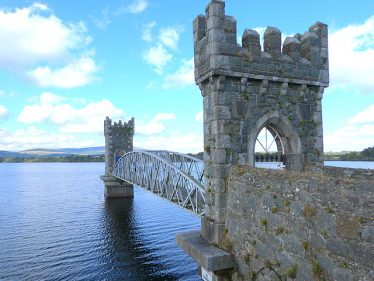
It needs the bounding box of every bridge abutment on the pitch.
[101,175,134,198]
[101,117,135,199]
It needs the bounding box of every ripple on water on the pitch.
[0,163,200,281]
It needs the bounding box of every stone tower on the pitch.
[193,0,328,271]
[101,117,135,198]
[178,3,372,280]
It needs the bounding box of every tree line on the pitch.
[325,146,374,161]
[0,146,373,163]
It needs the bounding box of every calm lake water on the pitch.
[325,160,374,169]
[0,163,200,281]
[0,161,372,281]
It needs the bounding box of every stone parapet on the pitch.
[224,165,374,280]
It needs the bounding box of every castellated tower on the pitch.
[101,117,135,198]
[191,0,329,274]
[104,117,134,175]
[177,2,371,280]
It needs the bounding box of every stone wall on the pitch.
[223,165,374,280]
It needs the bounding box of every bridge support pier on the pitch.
[101,175,134,198]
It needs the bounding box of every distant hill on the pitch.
[0,150,32,158]
[0,146,105,159]
[20,146,105,156]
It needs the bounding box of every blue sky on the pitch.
[0,0,373,153]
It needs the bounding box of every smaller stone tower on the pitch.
[101,116,135,198]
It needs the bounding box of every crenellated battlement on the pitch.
[193,0,329,86]
[104,116,135,136]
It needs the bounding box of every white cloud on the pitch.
[348,104,374,124]
[163,58,194,89]
[135,133,203,154]
[323,15,374,151]
[0,104,9,121]
[252,17,374,94]
[324,124,374,152]
[142,21,156,42]
[159,27,180,50]
[40,92,66,104]
[0,4,90,67]
[143,25,183,74]
[137,113,176,135]
[143,44,173,75]
[195,111,203,124]
[30,3,49,11]
[0,3,98,88]
[92,7,111,30]
[325,104,374,151]
[126,0,149,14]
[28,56,98,88]
[18,93,125,133]
[0,126,98,151]
[328,16,374,93]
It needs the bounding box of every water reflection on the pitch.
[0,163,200,281]
[103,196,198,281]
[102,198,171,280]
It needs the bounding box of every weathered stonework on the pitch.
[195,0,329,248]
[176,1,373,280]
[101,117,134,198]
[225,166,373,281]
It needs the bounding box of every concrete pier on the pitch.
[101,175,134,198]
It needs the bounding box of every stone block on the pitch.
[336,215,361,240]
[332,268,353,281]
[361,226,374,243]
[282,234,303,254]
[201,215,225,244]
[176,231,234,272]
[326,239,374,267]
[264,26,282,60]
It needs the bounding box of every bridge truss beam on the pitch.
[113,150,205,216]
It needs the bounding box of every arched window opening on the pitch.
[247,112,303,171]
[254,126,285,169]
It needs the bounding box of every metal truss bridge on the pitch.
[113,150,205,216]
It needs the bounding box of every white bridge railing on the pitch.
[112,150,205,216]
